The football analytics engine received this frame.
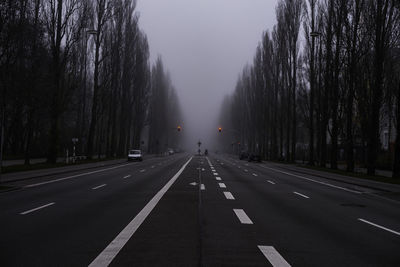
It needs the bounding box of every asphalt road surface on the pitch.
[1,153,399,266]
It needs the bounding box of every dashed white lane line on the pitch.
[123,175,131,179]
[358,218,400,236]
[92,184,107,190]
[258,246,291,267]
[216,177,222,181]
[293,192,310,199]
[223,192,235,200]
[252,173,258,177]
[218,183,226,188]
[25,163,132,188]
[213,173,219,176]
[20,202,55,215]
[89,157,192,267]
[244,169,249,172]
[268,180,276,185]
[262,166,361,194]
[151,166,155,169]
[201,184,206,190]
[140,169,146,173]
[233,209,253,224]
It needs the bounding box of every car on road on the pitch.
[127,149,143,161]
[248,153,262,162]
[239,151,249,160]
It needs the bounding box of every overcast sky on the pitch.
[136,0,278,151]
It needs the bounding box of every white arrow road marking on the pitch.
[20,202,55,215]
[233,209,253,224]
[258,246,291,267]
[358,218,400,236]
[89,157,192,267]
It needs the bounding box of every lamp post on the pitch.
[309,0,320,166]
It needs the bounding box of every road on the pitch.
[1,153,399,266]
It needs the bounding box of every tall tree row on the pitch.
[221,0,400,177]
[0,0,181,166]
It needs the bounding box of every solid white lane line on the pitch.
[20,202,55,215]
[358,218,400,236]
[218,183,226,188]
[123,175,131,179]
[89,157,192,267]
[258,246,291,267]
[213,173,219,176]
[252,173,258,177]
[223,192,235,200]
[293,192,310,199]
[92,184,107,190]
[268,180,276,185]
[201,184,205,190]
[216,177,222,181]
[233,209,253,224]
[25,163,132,188]
[262,166,361,194]
[140,169,145,173]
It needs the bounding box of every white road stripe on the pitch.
[218,183,226,188]
[216,177,222,181]
[25,163,132,188]
[140,169,145,173]
[233,209,253,224]
[223,192,235,200]
[293,192,310,199]
[258,246,291,267]
[244,169,249,172]
[201,184,205,190]
[212,170,216,172]
[89,157,192,267]
[92,184,107,190]
[213,173,219,176]
[123,175,131,179]
[268,180,276,185]
[20,202,55,215]
[252,173,258,177]
[358,218,400,236]
[151,166,155,169]
[262,166,361,194]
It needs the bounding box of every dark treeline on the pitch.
[220,0,400,177]
[0,0,182,165]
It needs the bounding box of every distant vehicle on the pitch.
[128,149,143,161]
[239,151,249,160]
[248,153,262,162]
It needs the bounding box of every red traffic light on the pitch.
[218,127,222,132]
[177,126,181,131]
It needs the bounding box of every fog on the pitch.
[136,0,278,152]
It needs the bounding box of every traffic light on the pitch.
[218,127,222,132]
[177,126,181,131]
